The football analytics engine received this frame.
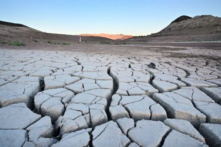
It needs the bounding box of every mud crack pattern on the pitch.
[0,50,221,147]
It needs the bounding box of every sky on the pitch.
[0,0,221,36]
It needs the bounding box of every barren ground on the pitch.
[0,43,221,147]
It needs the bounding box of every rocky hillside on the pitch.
[152,15,221,36]
[0,21,42,38]
[0,21,28,27]
[127,15,221,42]
[171,15,192,24]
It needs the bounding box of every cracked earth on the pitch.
[0,47,221,147]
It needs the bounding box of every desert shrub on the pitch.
[0,41,7,44]
[47,41,70,45]
[62,42,70,45]
[47,41,53,44]
[9,41,25,46]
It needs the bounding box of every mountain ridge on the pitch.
[81,33,133,40]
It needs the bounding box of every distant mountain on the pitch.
[81,33,133,40]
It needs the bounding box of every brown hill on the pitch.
[81,33,133,40]
[0,20,113,48]
[154,15,221,36]
[127,15,221,42]
[171,15,192,24]
[0,21,28,27]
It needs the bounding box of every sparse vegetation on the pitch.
[0,41,7,44]
[46,41,70,45]
[47,41,53,44]
[9,41,25,46]
[100,41,110,44]
[32,40,38,42]
[62,42,70,45]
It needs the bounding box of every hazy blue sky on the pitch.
[0,0,221,35]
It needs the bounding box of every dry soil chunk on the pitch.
[26,116,56,145]
[0,103,41,129]
[109,105,129,121]
[90,109,108,127]
[127,87,146,95]
[85,89,112,99]
[124,97,155,120]
[58,109,88,135]
[34,88,74,122]
[199,123,221,147]
[40,98,65,122]
[52,129,90,147]
[173,87,214,103]
[128,120,170,147]
[194,101,221,124]
[164,119,205,143]
[44,75,80,90]
[207,79,221,86]
[153,93,206,127]
[128,142,140,147]
[154,74,186,87]
[152,79,178,92]
[150,104,167,121]
[116,117,135,135]
[201,87,221,105]
[0,130,27,147]
[92,121,131,147]
[181,78,217,87]
[71,93,96,104]
[30,70,53,77]
[162,130,207,147]
[0,77,40,108]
